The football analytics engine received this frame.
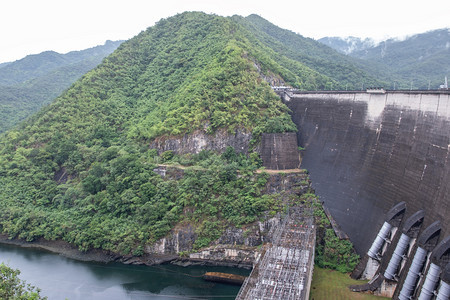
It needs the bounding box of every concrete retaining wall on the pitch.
[284,91,450,254]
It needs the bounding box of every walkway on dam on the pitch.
[236,207,316,300]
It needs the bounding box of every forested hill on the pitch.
[319,28,450,89]
[0,41,122,85]
[351,28,450,89]
[0,40,122,133]
[0,12,385,255]
[235,14,391,89]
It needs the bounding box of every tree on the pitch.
[0,263,47,299]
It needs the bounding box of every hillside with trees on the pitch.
[236,14,394,90]
[0,12,386,256]
[0,40,122,133]
[319,28,450,89]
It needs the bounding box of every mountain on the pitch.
[0,12,387,255]
[319,28,450,89]
[351,28,450,89]
[0,41,122,86]
[0,40,123,133]
[235,14,388,90]
[0,62,11,69]
[318,36,376,54]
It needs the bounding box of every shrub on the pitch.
[0,263,46,299]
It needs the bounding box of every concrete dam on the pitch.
[279,89,450,298]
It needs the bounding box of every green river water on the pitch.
[0,243,250,299]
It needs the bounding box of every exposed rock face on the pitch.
[153,220,276,267]
[252,61,287,87]
[145,218,280,260]
[188,246,258,267]
[145,121,309,266]
[144,172,310,266]
[149,129,254,154]
[146,224,197,254]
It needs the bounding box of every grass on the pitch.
[309,267,390,300]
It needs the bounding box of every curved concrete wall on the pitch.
[284,91,450,254]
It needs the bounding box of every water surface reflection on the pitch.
[0,243,249,299]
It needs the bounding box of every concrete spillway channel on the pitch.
[235,207,316,300]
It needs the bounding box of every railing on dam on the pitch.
[236,207,316,300]
[272,86,450,95]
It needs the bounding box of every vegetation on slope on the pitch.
[320,28,450,89]
[0,41,122,133]
[351,28,450,89]
[299,193,359,273]
[0,12,383,255]
[0,12,298,254]
[0,144,280,254]
[236,14,389,90]
[0,41,122,85]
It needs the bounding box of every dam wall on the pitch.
[283,91,450,255]
[260,132,300,170]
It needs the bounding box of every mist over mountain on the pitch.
[318,36,376,54]
[319,28,450,89]
[0,40,122,132]
[236,14,387,90]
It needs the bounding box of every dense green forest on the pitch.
[0,12,384,255]
[319,28,450,89]
[0,41,122,133]
[235,14,388,90]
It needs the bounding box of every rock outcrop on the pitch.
[143,171,310,266]
[149,129,254,154]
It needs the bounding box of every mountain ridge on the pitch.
[0,40,123,133]
[236,14,387,90]
[318,28,450,89]
[0,40,123,86]
[318,36,376,54]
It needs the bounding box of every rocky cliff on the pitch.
[144,171,310,267]
[149,128,255,154]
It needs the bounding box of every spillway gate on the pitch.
[236,206,316,300]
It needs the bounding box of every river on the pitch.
[0,243,249,299]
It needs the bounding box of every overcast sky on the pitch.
[1,0,449,63]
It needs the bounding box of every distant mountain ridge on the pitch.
[318,28,450,89]
[318,36,376,54]
[0,40,123,132]
[0,40,123,85]
[234,14,390,90]
[0,62,11,69]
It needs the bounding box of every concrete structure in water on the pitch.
[278,89,450,299]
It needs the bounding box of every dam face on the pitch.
[283,91,450,254]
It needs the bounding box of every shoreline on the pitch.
[0,234,254,269]
[0,234,177,265]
